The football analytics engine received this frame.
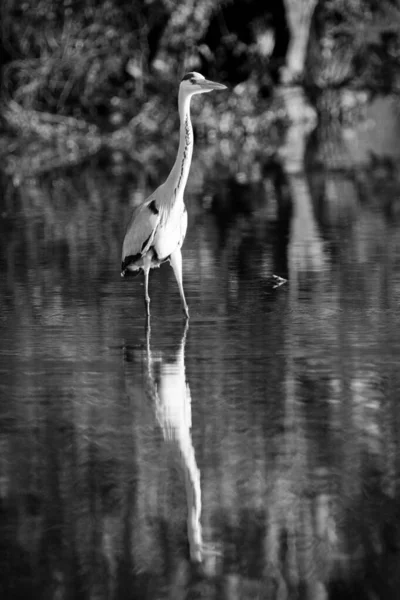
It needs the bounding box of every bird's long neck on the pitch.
[164,89,194,204]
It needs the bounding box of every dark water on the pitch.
[1,152,400,600]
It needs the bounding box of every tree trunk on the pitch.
[281,0,319,83]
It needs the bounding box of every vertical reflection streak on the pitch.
[133,317,203,563]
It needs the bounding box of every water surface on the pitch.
[1,154,400,599]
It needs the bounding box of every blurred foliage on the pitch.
[0,0,281,123]
[0,0,240,125]
[307,0,400,92]
[1,0,400,118]
[1,0,400,178]
[1,0,159,121]
[0,0,287,177]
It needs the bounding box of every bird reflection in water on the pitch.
[124,317,203,566]
[147,318,202,563]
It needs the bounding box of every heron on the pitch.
[121,72,227,318]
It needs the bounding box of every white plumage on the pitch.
[121,72,227,318]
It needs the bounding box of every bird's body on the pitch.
[121,72,227,318]
[121,188,188,271]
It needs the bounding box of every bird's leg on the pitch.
[170,248,189,318]
[145,312,151,341]
[145,313,151,363]
[143,267,151,316]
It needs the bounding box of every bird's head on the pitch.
[180,72,227,95]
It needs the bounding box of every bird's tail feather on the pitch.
[121,253,141,278]
[121,269,140,278]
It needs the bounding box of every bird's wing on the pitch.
[180,205,188,247]
[153,204,188,260]
[122,192,161,260]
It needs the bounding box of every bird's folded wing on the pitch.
[153,204,187,259]
[122,196,160,260]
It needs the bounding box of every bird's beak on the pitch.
[199,79,228,91]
